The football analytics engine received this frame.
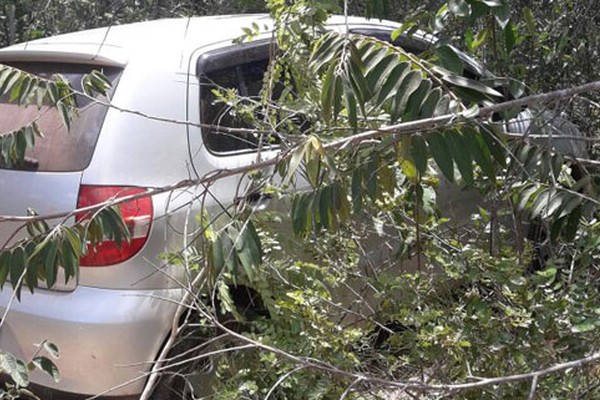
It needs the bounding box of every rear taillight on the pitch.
[76,185,153,267]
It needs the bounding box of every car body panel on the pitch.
[0,286,181,396]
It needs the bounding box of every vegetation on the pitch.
[1,0,600,399]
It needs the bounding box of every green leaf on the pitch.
[221,231,238,277]
[375,62,409,107]
[283,140,308,186]
[441,74,503,98]
[471,28,490,50]
[530,189,552,218]
[15,130,27,162]
[63,227,83,255]
[419,88,442,118]
[47,82,59,104]
[217,281,234,314]
[87,70,112,96]
[516,184,540,211]
[318,186,333,229]
[343,83,358,131]
[564,205,582,241]
[211,235,225,273]
[366,53,397,90]
[403,79,433,121]
[31,357,60,383]
[535,266,557,285]
[3,70,22,98]
[245,221,262,265]
[44,241,59,288]
[331,181,350,223]
[550,216,567,242]
[60,239,77,283]
[9,247,25,294]
[292,193,314,237]
[42,341,60,359]
[0,352,29,387]
[410,135,428,174]
[320,60,338,125]
[17,75,33,105]
[542,191,565,218]
[347,42,370,103]
[0,67,16,96]
[8,76,24,103]
[24,242,40,294]
[57,102,71,131]
[557,194,582,220]
[392,22,416,41]
[434,94,451,116]
[234,222,261,280]
[463,127,495,181]
[311,33,344,71]
[427,133,454,182]
[362,45,388,72]
[400,159,418,180]
[446,131,473,186]
[480,126,507,167]
[0,251,10,288]
[101,206,130,245]
[504,21,517,54]
[436,46,464,75]
[551,154,564,179]
[36,83,46,108]
[366,152,379,198]
[390,70,422,122]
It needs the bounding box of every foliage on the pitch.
[1,0,600,399]
[194,1,600,399]
[0,340,60,400]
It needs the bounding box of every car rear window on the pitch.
[0,63,121,172]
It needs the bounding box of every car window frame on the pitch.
[196,39,281,157]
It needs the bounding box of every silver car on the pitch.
[0,13,422,399]
[0,13,585,400]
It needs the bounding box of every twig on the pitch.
[264,365,307,400]
[528,374,538,400]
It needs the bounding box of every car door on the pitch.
[189,39,305,270]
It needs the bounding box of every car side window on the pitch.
[197,41,278,154]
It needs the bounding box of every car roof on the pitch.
[0,14,400,68]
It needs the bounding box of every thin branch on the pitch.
[264,365,307,400]
[528,374,538,400]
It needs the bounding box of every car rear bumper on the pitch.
[0,286,182,397]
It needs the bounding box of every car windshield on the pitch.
[0,63,121,172]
